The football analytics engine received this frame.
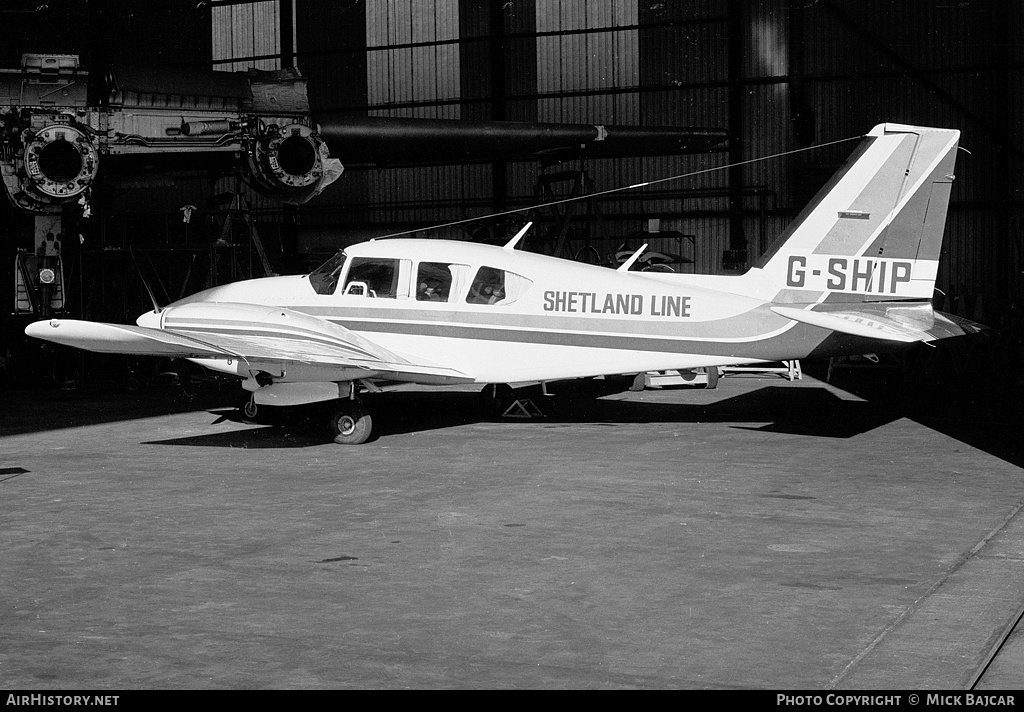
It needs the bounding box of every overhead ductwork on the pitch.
[316,115,728,168]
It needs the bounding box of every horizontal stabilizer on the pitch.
[770,305,925,343]
[930,311,987,340]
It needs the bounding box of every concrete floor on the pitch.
[2,363,1023,689]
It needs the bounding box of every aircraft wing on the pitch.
[317,115,729,167]
[25,320,237,358]
[25,310,470,381]
[771,304,986,343]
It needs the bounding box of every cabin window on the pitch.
[416,262,468,302]
[344,257,400,298]
[308,251,347,295]
[466,266,532,306]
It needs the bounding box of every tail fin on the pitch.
[752,123,960,305]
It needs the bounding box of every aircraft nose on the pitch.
[136,309,162,328]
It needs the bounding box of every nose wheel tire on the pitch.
[328,401,373,445]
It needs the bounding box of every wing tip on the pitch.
[25,318,63,340]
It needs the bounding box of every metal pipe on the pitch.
[180,120,236,136]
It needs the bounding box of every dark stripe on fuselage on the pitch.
[171,310,904,365]
[328,316,829,362]
[298,303,777,341]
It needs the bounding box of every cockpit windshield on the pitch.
[308,251,347,295]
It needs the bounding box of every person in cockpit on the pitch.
[467,266,506,305]
[417,281,444,301]
[468,281,504,304]
[483,284,504,304]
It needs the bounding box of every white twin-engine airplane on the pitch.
[27,123,980,444]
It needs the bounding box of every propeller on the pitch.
[129,246,163,314]
[128,246,198,396]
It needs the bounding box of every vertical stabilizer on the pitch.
[751,123,960,305]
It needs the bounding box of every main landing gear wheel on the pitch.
[328,400,373,445]
[705,367,720,390]
[243,396,258,419]
[479,383,513,418]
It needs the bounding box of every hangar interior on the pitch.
[1,0,1021,387]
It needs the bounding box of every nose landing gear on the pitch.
[243,395,258,419]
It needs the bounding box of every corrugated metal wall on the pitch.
[365,0,461,119]
[212,0,282,71]
[791,0,1023,319]
[203,0,1022,313]
[535,1,639,124]
[360,1,469,229]
[634,2,730,274]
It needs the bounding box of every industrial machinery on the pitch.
[1,53,343,319]
[0,53,341,215]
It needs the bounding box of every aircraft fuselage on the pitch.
[152,239,854,387]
